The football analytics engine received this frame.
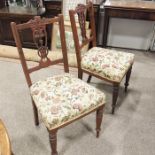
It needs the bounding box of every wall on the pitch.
[107,18,155,50]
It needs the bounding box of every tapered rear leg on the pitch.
[78,70,83,79]
[112,84,119,114]
[125,66,132,92]
[96,105,104,138]
[87,75,92,83]
[31,98,39,126]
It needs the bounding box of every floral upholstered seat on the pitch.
[30,74,106,130]
[81,47,134,83]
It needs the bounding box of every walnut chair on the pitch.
[11,15,106,155]
[69,2,134,114]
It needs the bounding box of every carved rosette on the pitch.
[29,16,49,62]
[76,4,88,42]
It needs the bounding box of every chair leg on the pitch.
[96,105,104,138]
[112,84,119,114]
[125,66,132,93]
[78,70,83,79]
[32,99,39,126]
[49,130,58,155]
[87,75,92,83]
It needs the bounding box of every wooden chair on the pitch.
[0,119,12,155]
[11,15,106,155]
[69,2,135,114]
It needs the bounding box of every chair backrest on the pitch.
[11,15,69,87]
[69,2,96,68]
[51,20,90,53]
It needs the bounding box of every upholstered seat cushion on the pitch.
[30,74,105,130]
[81,47,134,82]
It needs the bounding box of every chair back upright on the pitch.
[69,2,96,69]
[11,15,69,87]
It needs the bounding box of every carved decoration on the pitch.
[76,4,87,42]
[28,16,49,62]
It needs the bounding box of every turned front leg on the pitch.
[125,66,132,92]
[49,130,58,155]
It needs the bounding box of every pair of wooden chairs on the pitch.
[11,2,134,155]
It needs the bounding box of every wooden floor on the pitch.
[0,119,12,155]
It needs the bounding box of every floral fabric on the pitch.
[81,47,134,82]
[30,74,105,130]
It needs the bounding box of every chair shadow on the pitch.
[59,76,141,154]
[89,80,141,114]
[59,118,95,155]
[13,133,49,155]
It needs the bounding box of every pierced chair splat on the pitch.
[69,2,134,114]
[11,15,106,155]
